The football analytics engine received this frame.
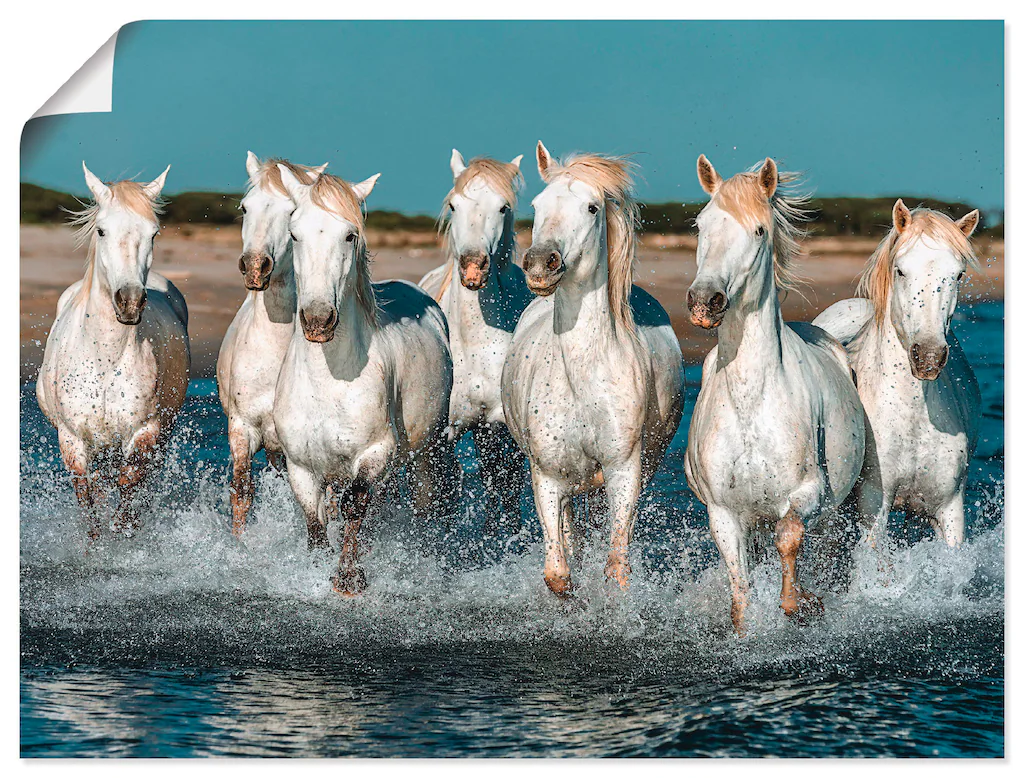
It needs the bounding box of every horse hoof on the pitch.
[604,563,631,591]
[331,568,367,597]
[782,589,824,625]
[544,572,573,599]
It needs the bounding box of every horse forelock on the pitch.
[714,165,811,296]
[857,208,979,327]
[545,153,640,338]
[252,158,321,199]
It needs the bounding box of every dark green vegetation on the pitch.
[21,183,1002,239]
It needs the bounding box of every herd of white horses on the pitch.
[35,142,982,633]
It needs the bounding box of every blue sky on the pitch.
[21,20,1004,214]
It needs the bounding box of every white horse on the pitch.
[683,156,865,634]
[217,152,326,536]
[36,163,190,539]
[272,166,455,594]
[418,150,533,532]
[813,201,982,551]
[502,142,684,596]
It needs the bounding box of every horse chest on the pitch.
[449,323,509,424]
[691,375,817,509]
[51,333,159,445]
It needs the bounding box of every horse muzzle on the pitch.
[300,305,338,343]
[909,343,949,381]
[522,245,565,297]
[458,251,491,291]
[239,251,274,291]
[113,286,147,325]
[687,286,729,330]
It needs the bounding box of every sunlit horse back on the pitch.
[36,162,190,540]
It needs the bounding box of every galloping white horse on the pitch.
[37,163,190,539]
[217,152,326,536]
[684,156,865,634]
[272,166,455,594]
[813,201,981,550]
[502,142,684,596]
[418,150,533,531]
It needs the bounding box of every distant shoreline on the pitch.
[20,224,1004,383]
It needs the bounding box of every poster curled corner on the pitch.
[32,30,118,119]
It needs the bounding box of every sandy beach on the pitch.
[20,224,1004,382]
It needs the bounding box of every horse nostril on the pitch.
[709,292,726,313]
[686,290,696,310]
[324,308,338,329]
[547,251,561,271]
[138,291,147,309]
[938,347,949,368]
[259,257,273,277]
[911,344,921,364]
[238,256,247,274]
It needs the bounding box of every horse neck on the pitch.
[551,238,627,372]
[715,242,785,378]
[855,300,920,394]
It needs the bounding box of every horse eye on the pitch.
[895,267,905,278]
[449,203,455,212]
[499,205,508,214]
[957,271,966,282]
[755,225,766,237]
[97,228,106,238]
[240,205,247,215]
[345,233,356,243]
[588,204,599,215]
[289,232,298,242]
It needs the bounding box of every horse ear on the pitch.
[352,173,380,203]
[892,199,913,234]
[82,161,111,203]
[277,163,308,201]
[143,165,171,200]
[246,150,261,180]
[510,154,523,170]
[450,149,467,179]
[758,158,778,199]
[537,141,553,181]
[956,209,980,238]
[306,163,328,182]
[696,155,721,196]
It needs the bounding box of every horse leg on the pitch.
[935,488,966,548]
[476,424,524,535]
[776,509,823,623]
[408,436,459,522]
[288,464,329,552]
[331,478,371,596]
[113,423,161,537]
[857,480,895,581]
[532,471,572,597]
[603,455,643,590]
[708,505,751,636]
[228,422,258,538]
[60,430,100,542]
[266,450,287,472]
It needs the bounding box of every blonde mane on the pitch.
[542,152,640,337]
[435,157,524,302]
[250,157,321,198]
[856,208,978,326]
[305,172,377,325]
[714,163,811,295]
[66,180,164,301]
